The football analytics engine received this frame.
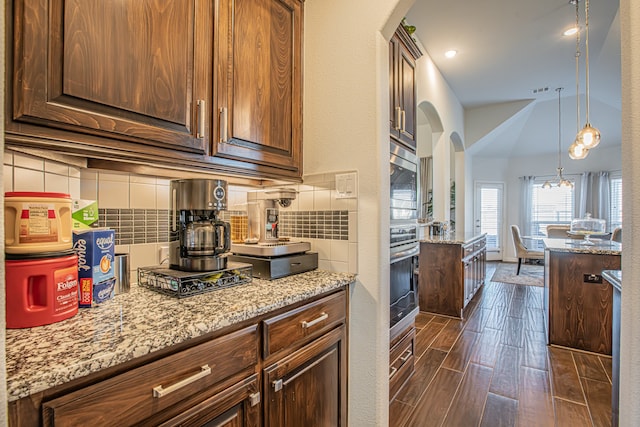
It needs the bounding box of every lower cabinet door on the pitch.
[158,374,261,427]
[263,326,346,427]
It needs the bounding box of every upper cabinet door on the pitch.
[13,0,211,154]
[214,0,303,177]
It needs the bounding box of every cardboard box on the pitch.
[72,199,99,229]
[73,228,115,307]
[78,277,115,307]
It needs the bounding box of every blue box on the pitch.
[73,228,115,306]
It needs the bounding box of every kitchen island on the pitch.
[543,238,621,355]
[6,269,355,426]
[419,232,486,318]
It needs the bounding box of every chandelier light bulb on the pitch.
[577,123,601,149]
[568,140,589,160]
[542,181,553,189]
[559,178,574,189]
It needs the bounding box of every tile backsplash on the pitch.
[3,149,359,278]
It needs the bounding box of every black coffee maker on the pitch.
[169,179,231,271]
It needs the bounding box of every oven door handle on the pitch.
[390,244,419,263]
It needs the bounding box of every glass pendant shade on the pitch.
[568,140,589,159]
[559,177,574,188]
[542,180,553,189]
[577,123,601,149]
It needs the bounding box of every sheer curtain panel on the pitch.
[579,171,611,228]
[520,176,535,236]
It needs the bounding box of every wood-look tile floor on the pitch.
[390,262,613,427]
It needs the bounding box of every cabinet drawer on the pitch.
[42,324,259,427]
[463,243,473,258]
[263,290,346,358]
[389,326,415,400]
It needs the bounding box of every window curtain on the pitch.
[579,171,611,228]
[519,176,535,236]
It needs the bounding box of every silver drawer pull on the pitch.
[400,349,412,363]
[152,365,211,398]
[389,366,398,379]
[301,312,328,329]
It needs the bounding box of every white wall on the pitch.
[472,144,622,261]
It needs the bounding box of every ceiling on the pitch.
[405,0,621,159]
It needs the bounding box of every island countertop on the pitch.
[5,269,355,402]
[542,238,621,255]
[420,232,486,245]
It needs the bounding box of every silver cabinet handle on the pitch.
[196,100,205,139]
[220,107,228,143]
[249,392,261,407]
[395,106,402,130]
[401,109,406,132]
[301,312,328,329]
[389,366,398,379]
[272,379,283,392]
[400,349,412,363]
[152,365,211,398]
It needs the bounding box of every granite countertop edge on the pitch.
[5,270,356,402]
[542,238,622,256]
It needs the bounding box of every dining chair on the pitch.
[546,225,570,238]
[511,225,544,275]
[611,226,622,243]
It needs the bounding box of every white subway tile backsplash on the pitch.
[69,177,81,199]
[318,260,332,271]
[14,168,44,191]
[314,189,331,210]
[298,191,313,210]
[330,240,349,263]
[330,189,351,211]
[130,175,156,184]
[80,179,98,200]
[98,170,129,183]
[44,160,69,176]
[99,180,130,208]
[156,184,170,210]
[130,182,156,209]
[14,152,43,170]
[349,211,358,242]
[4,165,13,192]
[44,172,69,193]
[130,243,159,280]
[69,167,81,179]
[329,261,349,273]
[4,152,13,166]
[314,239,331,261]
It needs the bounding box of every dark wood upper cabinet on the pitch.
[12,0,211,154]
[214,0,303,174]
[389,25,421,152]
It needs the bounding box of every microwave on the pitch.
[390,141,418,223]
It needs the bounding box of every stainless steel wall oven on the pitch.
[390,142,420,336]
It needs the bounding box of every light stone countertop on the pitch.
[542,238,622,256]
[420,232,486,245]
[5,269,355,402]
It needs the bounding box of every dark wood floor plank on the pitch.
[573,352,611,383]
[442,329,480,372]
[480,392,518,427]
[396,348,447,406]
[507,295,526,318]
[489,344,521,399]
[405,368,463,427]
[501,316,525,348]
[415,312,435,330]
[517,366,555,427]
[430,319,465,353]
[389,399,414,427]
[554,398,593,426]
[581,377,613,427]
[599,356,613,384]
[524,286,544,309]
[522,329,548,371]
[465,307,492,333]
[442,363,493,427]
[471,327,502,367]
[548,346,586,403]
[485,305,508,330]
[414,318,448,359]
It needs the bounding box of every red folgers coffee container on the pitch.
[5,252,79,328]
[4,192,73,255]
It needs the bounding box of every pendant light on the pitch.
[545,88,574,189]
[573,0,600,154]
[568,0,589,160]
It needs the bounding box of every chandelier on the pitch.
[543,88,573,189]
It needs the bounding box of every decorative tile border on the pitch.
[97,209,349,244]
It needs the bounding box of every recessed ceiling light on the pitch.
[445,50,457,58]
[563,27,579,36]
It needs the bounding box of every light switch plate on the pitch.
[335,172,357,199]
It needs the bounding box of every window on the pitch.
[610,176,622,231]
[531,180,575,237]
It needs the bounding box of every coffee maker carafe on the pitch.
[169,179,230,272]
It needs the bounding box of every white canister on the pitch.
[4,192,73,254]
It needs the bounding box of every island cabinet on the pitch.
[6,0,304,180]
[419,235,486,318]
[8,289,347,427]
[544,247,621,355]
[389,24,422,152]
